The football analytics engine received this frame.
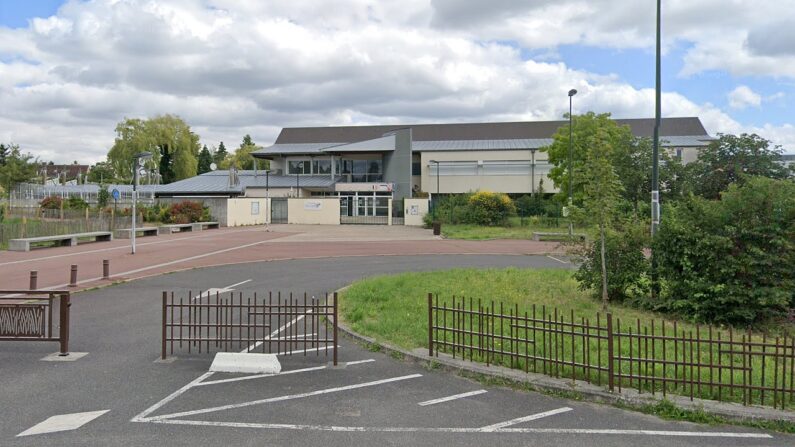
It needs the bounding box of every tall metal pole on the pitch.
[651,0,661,235]
[131,164,138,255]
[650,0,662,298]
[567,89,577,237]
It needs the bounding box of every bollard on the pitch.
[29,271,38,290]
[69,264,78,287]
[102,259,110,280]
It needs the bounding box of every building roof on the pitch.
[154,170,339,195]
[254,117,712,157]
[271,117,709,144]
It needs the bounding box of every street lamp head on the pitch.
[568,89,577,97]
[134,152,153,160]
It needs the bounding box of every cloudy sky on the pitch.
[1,0,794,164]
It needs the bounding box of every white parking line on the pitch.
[196,359,375,387]
[418,390,487,406]
[18,410,109,437]
[150,374,423,421]
[130,372,215,422]
[145,419,773,438]
[546,255,569,264]
[480,407,572,431]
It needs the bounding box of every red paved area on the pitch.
[0,225,563,292]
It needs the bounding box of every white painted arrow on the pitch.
[192,279,251,301]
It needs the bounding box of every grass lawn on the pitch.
[440,218,594,241]
[340,267,794,409]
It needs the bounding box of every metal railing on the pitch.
[429,294,795,409]
[0,290,71,356]
[162,291,338,365]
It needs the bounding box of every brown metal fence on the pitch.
[428,294,795,409]
[0,290,71,356]
[162,291,338,365]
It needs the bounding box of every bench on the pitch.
[9,231,113,252]
[532,232,586,242]
[157,224,194,235]
[114,227,159,239]
[191,221,220,231]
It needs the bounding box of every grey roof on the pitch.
[155,170,339,195]
[19,184,158,194]
[256,142,344,156]
[271,117,709,144]
[414,138,554,151]
[323,134,396,152]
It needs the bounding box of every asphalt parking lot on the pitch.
[1,255,790,446]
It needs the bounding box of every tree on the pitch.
[572,128,624,310]
[107,115,200,183]
[222,135,260,170]
[0,143,9,166]
[197,145,213,174]
[543,112,633,207]
[87,160,117,184]
[97,185,110,208]
[214,141,228,165]
[159,147,174,184]
[688,133,789,200]
[612,137,688,212]
[0,145,39,196]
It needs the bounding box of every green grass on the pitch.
[340,268,795,409]
[440,217,594,241]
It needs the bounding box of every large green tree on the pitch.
[214,141,228,165]
[0,143,9,166]
[688,133,790,200]
[0,144,39,196]
[107,114,200,183]
[543,112,687,212]
[197,145,213,174]
[87,160,118,184]
[573,128,624,310]
[221,135,260,170]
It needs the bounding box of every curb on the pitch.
[333,294,795,425]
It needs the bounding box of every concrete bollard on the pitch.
[102,259,110,280]
[29,271,38,290]
[69,265,78,287]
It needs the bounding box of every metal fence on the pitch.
[428,294,795,409]
[0,290,71,356]
[162,291,338,365]
[1,208,142,249]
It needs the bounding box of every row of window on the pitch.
[287,158,382,176]
[428,161,553,176]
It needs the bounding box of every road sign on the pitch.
[111,189,120,201]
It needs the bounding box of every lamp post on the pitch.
[131,152,152,254]
[650,0,662,299]
[567,88,577,238]
[429,160,440,218]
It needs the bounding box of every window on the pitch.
[412,162,421,176]
[313,159,332,174]
[482,161,531,176]
[430,161,478,176]
[288,160,311,175]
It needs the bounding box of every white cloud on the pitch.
[0,0,793,163]
[728,85,762,110]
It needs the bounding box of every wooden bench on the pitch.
[532,232,586,242]
[157,224,194,235]
[9,231,113,252]
[191,221,220,231]
[114,227,159,239]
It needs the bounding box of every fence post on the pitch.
[607,313,614,392]
[69,265,78,287]
[29,271,38,290]
[161,291,167,360]
[58,293,70,356]
[428,293,434,357]
[102,260,110,280]
[332,292,338,366]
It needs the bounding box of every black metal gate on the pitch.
[162,291,338,365]
[270,198,288,224]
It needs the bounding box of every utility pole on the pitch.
[567,89,577,238]
[650,0,662,297]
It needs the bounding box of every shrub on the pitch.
[654,177,795,326]
[97,186,110,208]
[515,194,546,217]
[66,196,89,210]
[574,218,650,304]
[168,201,208,224]
[0,203,5,223]
[465,191,516,226]
[40,195,63,209]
